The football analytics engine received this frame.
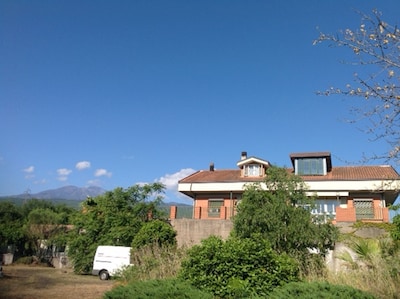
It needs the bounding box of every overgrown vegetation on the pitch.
[321,232,400,298]
[269,281,376,299]
[0,199,77,262]
[179,235,299,298]
[120,243,186,282]
[104,279,214,299]
[68,183,168,274]
[232,166,338,275]
[131,219,177,249]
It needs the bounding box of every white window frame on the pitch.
[244,164,261,177]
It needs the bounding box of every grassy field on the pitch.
[0,265,114,299]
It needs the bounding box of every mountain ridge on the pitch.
[3,185,106,201]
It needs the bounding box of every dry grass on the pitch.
[0,264,115,299]
[322,259,400,299]
[305,252,400,299]
[119,245,187,283]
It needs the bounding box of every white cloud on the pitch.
[95,168,112,177]
[76,161,91,170]
[157,168,196,191]
[57,168,72,176]
[23,166,35,179]
[23,166,35,173]
[57,168,72,182]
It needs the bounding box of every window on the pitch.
[208,200,223,218]
[354,199,374,220]
[295,158,325,175]
[244,164,261,176]
[313,199,342,215]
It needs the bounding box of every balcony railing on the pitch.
[170,205,390,223]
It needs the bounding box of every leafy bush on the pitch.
[68,183,166,274]
[179,235,299,298]
[268,281,376,299]
[103,278,213,299]
[131,219,176,249]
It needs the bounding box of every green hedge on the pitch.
[268,281,377,299]
[103,278,213,299]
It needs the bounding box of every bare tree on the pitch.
[314,9,400,165]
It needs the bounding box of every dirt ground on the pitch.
[0,264,115,299]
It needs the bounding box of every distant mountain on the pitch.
[8,186,106,201]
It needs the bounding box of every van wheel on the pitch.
[99,270,109,280]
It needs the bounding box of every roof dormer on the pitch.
[237,151,270,177]
[290,152,332,176]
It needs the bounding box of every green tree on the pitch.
[68,183,166,274]
[233,166,338,256]
[314,9,400,164]
[131,219,177,249]
[24,208,67,261]
[179,235,299,298]
[0,202,24,252]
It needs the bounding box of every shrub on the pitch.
[14,256,34,264]
[131,220,177,249]
[103,278,213,299]
[268,281,376,299]
[179,235,299,298]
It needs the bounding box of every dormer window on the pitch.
[296,158,326,175]
[244,164,261,177]
[290,152,332,176]
[237,152,270,178]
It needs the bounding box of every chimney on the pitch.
[241,151,247,160]
[209,162,214,171]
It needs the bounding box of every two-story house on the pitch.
[175,151,400,223]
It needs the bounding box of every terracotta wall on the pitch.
[189,198,237,220]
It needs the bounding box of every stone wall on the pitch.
[170,219,233,247]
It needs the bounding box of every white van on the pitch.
[92,246,132,280]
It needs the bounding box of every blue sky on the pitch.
[1,0,399,203]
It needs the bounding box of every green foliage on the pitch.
[121,244,186,282]
[179,235,299,298]
[68,183,166,274]
[268,281,376,299]
[0,202,24,248]
[24,207,70,260]
[233,167,338,256]
[391,214,400,241]
[0,200,76,258]
[131,220,177,249]
[103,278,213,299]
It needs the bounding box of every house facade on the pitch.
[174,151,400,223]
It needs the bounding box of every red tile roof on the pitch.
[179,165,400,183]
